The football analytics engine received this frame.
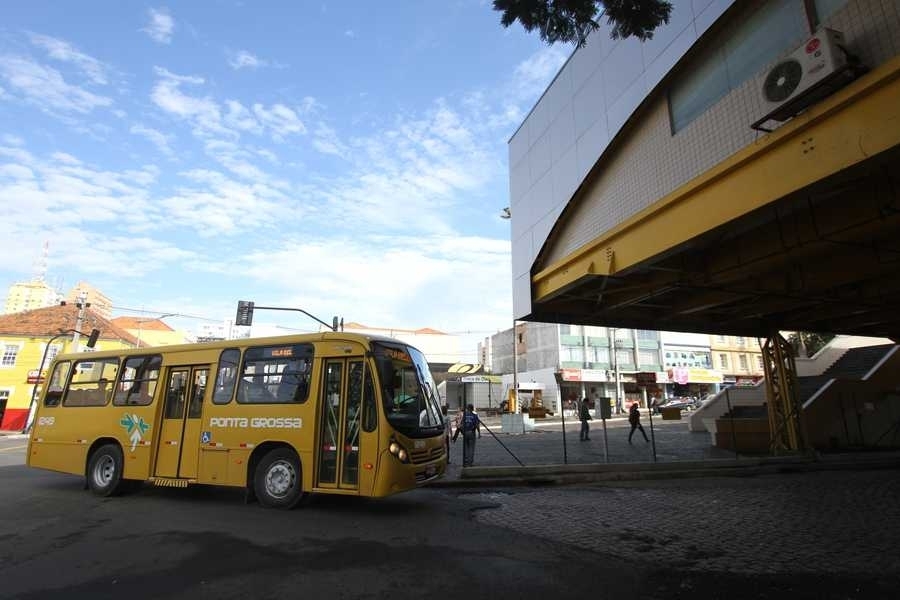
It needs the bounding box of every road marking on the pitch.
[0,444,27,452]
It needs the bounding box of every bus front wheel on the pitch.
[87,444,125,497]
[254,448,304,509]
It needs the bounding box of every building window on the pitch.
[563,346,584,363]
[715,335,727,344]
[1,344,20,367]
[739,354,749,370]
[588,347,609,363]
[756,355,764,371]
[736,337,746,346]
[638,350,657,365]
[615,350,632,366]
[637,330,657,340]
[669,0,807,132]
[719,353,728,369]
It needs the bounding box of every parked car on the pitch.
[657,397,696,413]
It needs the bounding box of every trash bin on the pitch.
[661,407,682,420]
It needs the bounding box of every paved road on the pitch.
[2,431,899,599]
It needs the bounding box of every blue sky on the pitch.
[0,2,569,360]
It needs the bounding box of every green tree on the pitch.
[787,332,836,358]
[493,0,673,46]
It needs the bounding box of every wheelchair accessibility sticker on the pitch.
[201,431,211,444]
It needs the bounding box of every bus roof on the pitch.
[52,331,422,362]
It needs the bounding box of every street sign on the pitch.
[27,369,45,384]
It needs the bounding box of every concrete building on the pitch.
[109,316,187,347]
[3,280,60,314]
[489,323,665,414]
[507,0,900,337]
[66,282,113,320]
[660,331,721,399]
[708,334,766,388]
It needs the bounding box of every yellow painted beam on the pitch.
[533,56,900,303]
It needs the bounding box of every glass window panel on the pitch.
[723,0,807,89]
[44,360,71,407]
[64,358,119,406]
[114,355,162,406]
[213,348,240,404]
[670,0,807,132]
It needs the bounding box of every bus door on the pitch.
[154,366,208,479]
[315,358,376,493]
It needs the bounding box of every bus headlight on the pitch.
[389,440,409,463]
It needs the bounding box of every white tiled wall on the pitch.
[510,0,900,319]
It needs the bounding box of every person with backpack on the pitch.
[453,403,482,466]
[628,402,649,443]
[579,395,592,441]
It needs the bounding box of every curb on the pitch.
[429,453,900,488]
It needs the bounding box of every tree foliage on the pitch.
[493,0,673,46]
[787,332,836,358]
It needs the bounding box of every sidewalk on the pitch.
[0,430,28,439]
[433,414,900,487]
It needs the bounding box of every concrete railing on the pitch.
[689,384,766,433]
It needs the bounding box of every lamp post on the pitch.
[23,327,100,434]
[135,313,176,347]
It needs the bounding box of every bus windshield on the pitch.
[373,342,444,438]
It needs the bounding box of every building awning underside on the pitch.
[529,58,900,340]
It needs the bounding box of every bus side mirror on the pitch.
[86,329,101,348]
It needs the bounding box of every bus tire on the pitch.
[87,444,125,497]
[254,448,304,509]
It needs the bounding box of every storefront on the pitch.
[665,367,724,399]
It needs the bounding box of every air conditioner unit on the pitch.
[753,28,851,130]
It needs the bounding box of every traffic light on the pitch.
[86,329,101,348]
[235,301,255,326]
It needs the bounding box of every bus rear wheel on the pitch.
[254,448,305,509]
[87,444,125,497]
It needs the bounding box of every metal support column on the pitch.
[762,332,803,453]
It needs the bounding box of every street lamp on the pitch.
[135,313,176,347]
[23,327,100,434]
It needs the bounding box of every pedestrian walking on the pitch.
[453,403,482,466]
[441,404,451,464]
[579,396,592,441]
[628,402,649,443]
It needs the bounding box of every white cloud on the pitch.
[27,33,109,85]
[223,100,262,133]
[229,50,266,70]
[150,67,229,137]
[345,30,356,38]
[513,46,568,100]
[130,124,174,156]
[252,103,305,140]
[0,150,175,279]
[143,8,175,44]
[2,134,24,146]
[0,55,112,114]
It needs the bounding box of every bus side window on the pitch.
[43,361,71,407]
[213,348,240,404]
[362,367,377,432]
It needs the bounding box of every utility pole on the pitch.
[71,291,90,352]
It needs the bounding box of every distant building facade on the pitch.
[0,305,139,430]
[3,280,60,314]
[67,282,113,320]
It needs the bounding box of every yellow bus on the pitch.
[27,332,447,508]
